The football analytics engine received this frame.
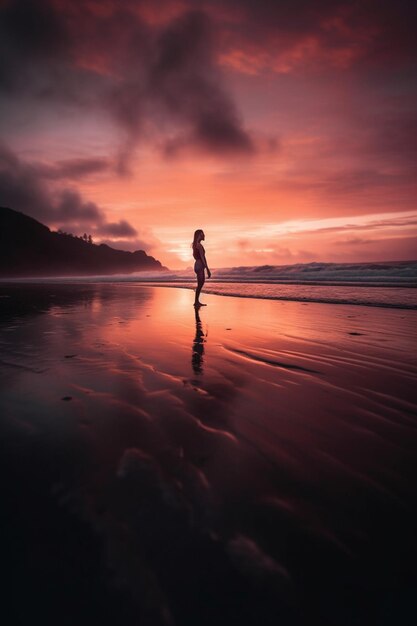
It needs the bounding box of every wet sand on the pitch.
[1,283,416,626]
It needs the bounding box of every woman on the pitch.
[192,229,211,307]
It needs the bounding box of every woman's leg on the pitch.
[194,271,205,305]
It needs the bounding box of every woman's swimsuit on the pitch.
[193,244,205,274]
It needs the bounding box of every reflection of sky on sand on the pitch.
[1,283,417,626]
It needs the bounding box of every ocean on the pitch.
[7,260,417,309]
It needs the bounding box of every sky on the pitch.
[0,0,416,269]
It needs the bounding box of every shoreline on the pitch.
[2,275,416,287]
[135,282,417,309]
[1,278,416,309]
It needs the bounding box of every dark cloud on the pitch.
[215,0,337,38]
[0,0,103,104]
[35,157,110,180]
[95,220,138,238]
[150,10,253,155]
[355,0,417,66]
[55,189,103,223]
[0,144,103,225]
[209,0,417,68]
[1,0,414,171]
[2,0,68,57]
[0,1,254,168]
[0,144,138,240]
[107,9,254,167]
[0,0,69,92]
[0,144,51,219]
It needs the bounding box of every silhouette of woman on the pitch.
[192,306,205,375]
[192,229,211,307]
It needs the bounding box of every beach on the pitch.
[1,282,416,625]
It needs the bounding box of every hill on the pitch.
[0,207,166,276]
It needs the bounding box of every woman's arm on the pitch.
[198,244,211,278]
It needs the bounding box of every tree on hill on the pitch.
[0,206,166,276]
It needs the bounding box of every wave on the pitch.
[153,259,417,287]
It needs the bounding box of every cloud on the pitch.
[1,0,415,256]
[0,1,255,170]
[213,0,417,73]
[0,0,69,93]
[302,215,417,237]
[318,169,404,194]
[95,220,138,238]
[0,0,106,106]
[54,189,103,223]
[277,165,415,199]
[0,144,139,241]
[150,10,254,156]
[227,240,315,265]
[107,9,255,167]
[35,157,110,180]
[2,0,413,178]
[336,237,376,245]
[0,144,52,219]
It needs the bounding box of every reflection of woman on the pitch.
[192,307,205,375]
[192,229,211,307]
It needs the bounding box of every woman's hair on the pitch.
[192,229,204,249]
